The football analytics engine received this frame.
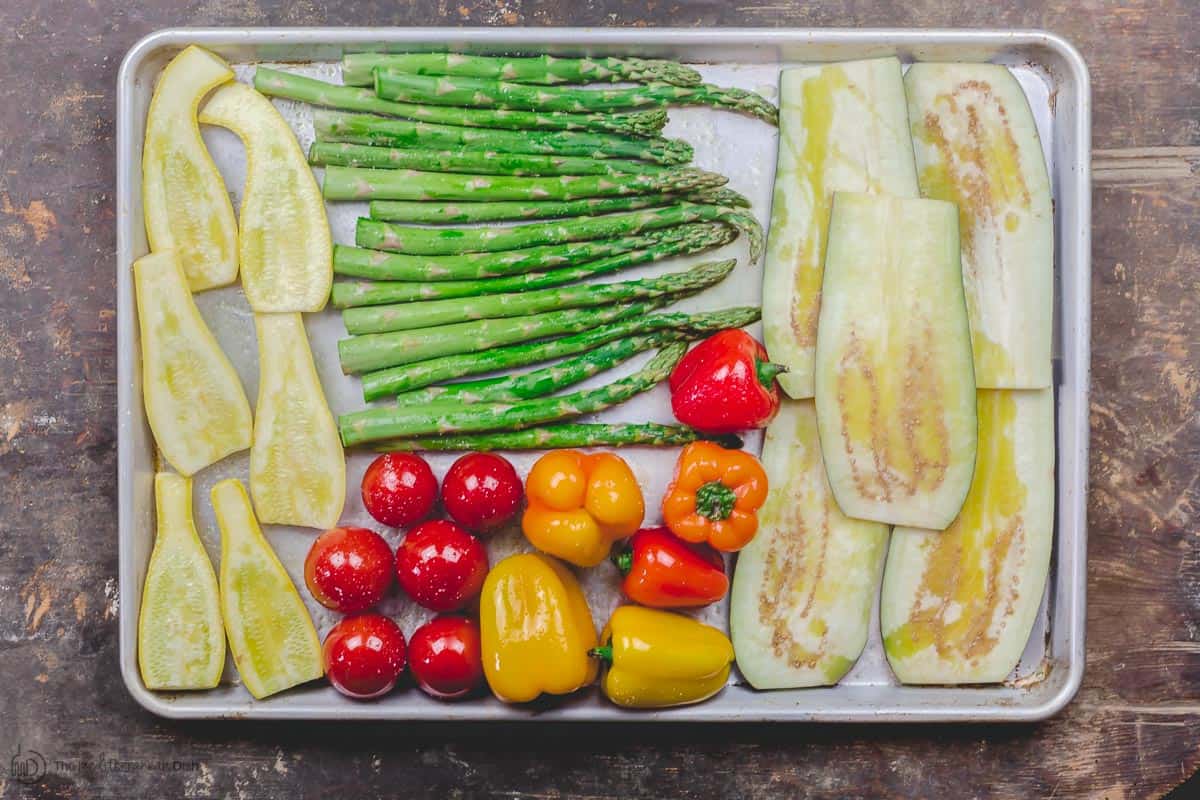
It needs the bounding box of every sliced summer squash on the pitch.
[212,479,324,699]
[881,388,1054,684]
[814,192,977,530]
[137,473,225,690]
[762,57,919,399]
[905,63,1053,389]
[199,82,332,312]
[730,400,889,688]
[134,250,253,476]
[250,313,345,529]
[142,45,239,291]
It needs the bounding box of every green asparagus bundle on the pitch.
[342,53,702,87]
[313,109,694,164]
[375,70,778,125]
[339,344,688,447]
[331,223,734,307]
[357,202,765,261]
[360,306,761,399]
[366,187,750,224]
[309,142,664,176]
[343,258,735,334]
[255,67,667,136]
[370,424,742,453]
[322,165,723,202]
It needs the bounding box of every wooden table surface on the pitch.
[1,1,1196,798]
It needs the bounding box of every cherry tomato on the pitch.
[395,520,488,612]
[322,614,407,700]
[361,453,438,528]
[440,452,523,532]
[305,527,394,614]
[408,616,484,700]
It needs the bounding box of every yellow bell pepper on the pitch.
[479,553,599,703]
[522,450,645,567]
[594,605,734,709]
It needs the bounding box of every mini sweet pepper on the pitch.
[612,527,729,608]
[479,553,598,703]
[522,450,645,567]
[662,440,768,552]
[669,329,784,433]
[592,605,734,709]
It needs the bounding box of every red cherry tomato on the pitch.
[304,527,394,614]
[322,614,407,700]
[361,453,438,528]
[440,452,523,532]
[395,520,488,612]
[408,616,484,700]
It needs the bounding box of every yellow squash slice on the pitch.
[142,45,239,291]
[250,313,345,529]
[763,57,919,399]
[905,63,1053,389]
[199,83,332,312]
[730,400,889,688]
[138,473,225,690]
[814,192,977,529]
[134,250,252,476]
[212,479,323,699]
[881,388,1054,684]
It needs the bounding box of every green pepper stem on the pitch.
[756,359,787,389]
[588,646,613,664]
[695,480,736,521]
[611,549,634,576]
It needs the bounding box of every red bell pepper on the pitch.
[612,527,729,608]
[668,330,784,434]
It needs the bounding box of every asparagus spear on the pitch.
[344,258,735,334]
[322,165,723,202]
[370,424,742,452]
[366,187,750,224]
[331,223,734,307]
[339,344,688,446]
[255,67,667,136]
[313,109,694,164]
[357,202,765,261]
[309,141,664,176]
[375,70,778,124]
[360,306,761,399]
[342,53,702,87]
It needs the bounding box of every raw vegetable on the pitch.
[141,45,238,291]
[762,58,919,398]
[322,614,407,700]
[212,479,323,700]
[342,258,735,334]
[395,520,489,612]
[522,450,645,568]
[200,83,332,312]
[133,251,252,476]
[440,453,523,532]
[729,399,890,689]
[613,527,729,609]
[370,424,742,453]
[360,452,437,527]
[137,473,224,691]
[905,63,1054,389]
[249,313,345,529]
[303,527,394,614]
[592,606,734,709]
[408,616,485,700]
[881,389,1054,684]
[669,329,783,434]
[311,141,666,176]
[479,553,599,703]
[814,192,977,530]
[661,441,768,552]
[255,67,666,136]
[313,109,694,164]
[342,52,702,87]
[339,343,686,446]
[374,70,778,124]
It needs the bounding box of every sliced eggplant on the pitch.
[814,192,977,529]
[763,57,919,399]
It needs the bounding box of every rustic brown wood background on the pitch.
[0,1,1195,798]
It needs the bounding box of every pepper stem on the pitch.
[611,549,633,576]
[588,646,613,664]
[695,480,736,521]
[756,359,787,389]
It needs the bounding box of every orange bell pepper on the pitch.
[661,441,768,552]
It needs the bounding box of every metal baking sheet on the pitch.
[116,27,1091,722]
